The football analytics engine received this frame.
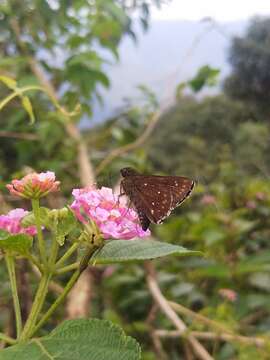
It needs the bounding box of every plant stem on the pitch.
[20,273,51,341]
[5,255,22,339]
[30,245,98,338]
[55,262,79,275]
[30,269,80,338]
[27,253,43,273]
[31,199,47,265]
[0,332,16,345]
[55,242,79,268]
[48,238,59,267]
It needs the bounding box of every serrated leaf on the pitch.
[21,96,35,124]
[91,238,201,264]
[53,208,78,246]
[0,75,17,89]
[22,208,78,246]
[21,207,50,228]
[0,230,33,255]
[0,319,141,360]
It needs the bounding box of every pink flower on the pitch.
[0,208,37,236]
[218,288,237,302]
[246,200,256,209]
[255,192,267,201]
[71,186,150,240]
[6,171,60,199]
[201,194,216,206]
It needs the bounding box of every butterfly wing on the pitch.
[131,175,194,225]
[120,177,151,231]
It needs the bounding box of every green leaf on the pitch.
[188,65,220,92]
[0,230,33,255]
[22,207,78,246]
[175,82,186,99]
[0,319,141,360]
[0,75,17,89]
[21,96,35,124]
[92,238,201,264]
[51,208,78,246]
[21,207,50,228]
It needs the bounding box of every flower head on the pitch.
[255,192,267,201]
[218,288,237,302]
[6,171,60,199]
[201,194,217,206]
[246,200,256,209]
[0,208,37,236]
[71,186,150,240]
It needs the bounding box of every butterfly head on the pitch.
[120,167,139,178]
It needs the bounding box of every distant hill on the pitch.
[82,19,248,127]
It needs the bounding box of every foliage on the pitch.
[224,17,270,114]
[176,65,220,97]
[0,319,141,360]
[0,0,163,187]
[0,171,198,358]
[1,4,270,359]
[102,177,270,358]
[148,94,270,182]
[92,238,200,264]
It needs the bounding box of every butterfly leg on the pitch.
[117,182,126,205]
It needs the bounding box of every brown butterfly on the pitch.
[120,167,194,231]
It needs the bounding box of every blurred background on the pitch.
[1,1,270,359]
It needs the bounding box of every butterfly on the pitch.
[120,167,194,231]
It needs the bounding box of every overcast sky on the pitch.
[151,0,270,21]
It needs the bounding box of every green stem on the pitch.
[27,254,43,273]
[5,255,22,339]
[29,269,80,338]
[0,332,16,345]
[31,199,47,265]
[48,238,59,267]
[55,242,79,268]
[30,245,98,338]
[55,262,79,275]
[20,273,51,341]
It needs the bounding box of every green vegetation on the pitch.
[1,2,270,358]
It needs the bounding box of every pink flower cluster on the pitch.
[0,208,37,236]
[7,171,60,199]
[71,186,150,240]
[218,288,237,302]
[201,194,217,206]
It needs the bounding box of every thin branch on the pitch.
[0,332,16,345]
[55,262,79,275]
[146,304,168,360]
[10,18,95,186]
[144,262,214,360]
[168,301,232,335]
[28,58,95,186]
[0,131,38,140]
[96,22,218,176]
[150,330,169,360]
[96,111,161,175]
[31,264,64,295]
[5,255,22,338]
[155,330,265,347]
